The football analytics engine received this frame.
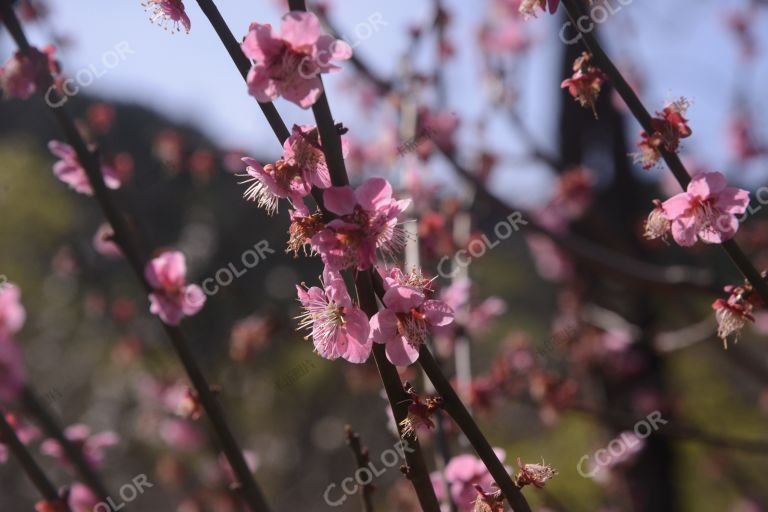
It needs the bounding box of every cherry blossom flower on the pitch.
[712,279,764,348]
[0,341,26,403]
[145,251,205,326]
[142,0,191,33]
[398,383,443,438]
[369,268,454,366]
[515,457,558,488]
[311,178,411,271]
[239,124,343,215]
[660,172,749,246]
[163,383,202,420]
[0,46,59,100]
[287,209,325,257]
[0,284,26,342]
[41,424,119,468]
[241,11,352,108]
[48,140,121,196]
[67,483,100,512]
[519,0,560,18]
[561,52,606,117]
[634,98,692,169]
[643,199,671,242]
[436,449,510,511]
[296,267,371,363]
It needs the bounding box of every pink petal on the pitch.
[246,67,279,103]
[280,12,321,50]
[687,172,727,200]
[355,177,393,212]
[369,310,397,344]
[182,285,206,315]
[340,308,372,363]
[716,187,750,214]
[241,23,282,63]
[383,286,425,313]
[670,216,699,247]
[422,300,454,327]
[323,186,357,216]
[385,336,420,366]
[661,193,692,219]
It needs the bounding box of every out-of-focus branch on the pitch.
[345,426,375,512]
[0,408,71,511]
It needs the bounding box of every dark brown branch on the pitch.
[0,409,71,511]
[560,0,768,304]
[0,4,271,511]
[344,426,375,512]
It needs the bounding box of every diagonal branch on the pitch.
[345,426,375,512]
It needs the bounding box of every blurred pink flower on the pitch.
[159,418,205,451]
[312,178,410,271]
[241,12,351,108]
[0,284,26,342]
[143,0,191,33]
[0,413,38,463]
[0,46,59,100]
[67,483,100,512]
[296,267,371,363]
[41,424,119,468]
[661,172,749,246]
[92,223,122,259]
[369,268,454,366]
[48,140,121,196]
[436,449,509,511]
[145,251,205,325]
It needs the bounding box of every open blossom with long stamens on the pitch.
[519,0,559,18]
[241,11,352,108]
[369,268,454,366]
[660,172,749,246]
[0,45,59,100]
[311,178,411,271]
[142,0,191,33]
[296,267,371,363]
[561,52,606,118]
[634,98,693,169]
[239,124,343,215]
[48,140,121,196]
[145,251,205,326]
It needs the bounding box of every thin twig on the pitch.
[344,426,375,512]
[560,0,768,303]
[0,4,272,510]
[0,409,71,511]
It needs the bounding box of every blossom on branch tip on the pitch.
[48,140,121,196]
[712,277,764,348]
[142,0,191,33]
[561,52,606,118]
[311,178,411,271]
[514,457,557,488]
[296,267,371,363]
[241,11,352,108]
[634,98,693,169]
[399,383,443,438]
[369,268,454,366]
[0,45,59,100]
[660,172,749,246]
[145,251,205,326]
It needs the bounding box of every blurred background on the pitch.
[1,0,768,510]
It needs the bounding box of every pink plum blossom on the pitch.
[369,268,454,366]
[142,0,191,33]
[240,124,344,215]
[145,251,205,325]
[0,284,26,342]
[0,46,59,100]
[48,140,121,196]
[311,178,411,271]
[67,483,100,512]
[661,172,750,247]
[241,12,352,108]
[41,424,119,468]
[296,267,371,363]
[435,449,510,511]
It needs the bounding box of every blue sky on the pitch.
[4,0,768,203]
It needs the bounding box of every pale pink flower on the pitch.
[0,46,59,100]
[311,178,411,271]
[241,12,352,108]
[0,284,26,342]
[67,483,100,512]
[296,267,371,363]
[41,424,119,468]
[661,172,750,246]
[145,251,205,325]
[142,0,191,33]
[163,383,202,420]
[0,341,26,403]
[240,124,344,215]
[369,268,454,366]
[48,140,121,196]
[436,449,509,511]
